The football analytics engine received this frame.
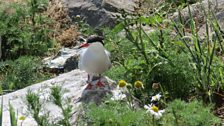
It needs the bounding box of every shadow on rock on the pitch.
[80,76,116,104]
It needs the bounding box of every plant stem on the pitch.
[152,115,155,126]
[138,17,150,65]
[172,108,179,126]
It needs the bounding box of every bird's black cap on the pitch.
[86,35,104,45]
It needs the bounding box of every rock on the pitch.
[43,47,80,73]
[171,0,224,39]
[63,55,79,71]
[171,0,221,23]
[198,0,224,40]
[0,69,119,126]
[101,0,135,13]
[63,0,137,28]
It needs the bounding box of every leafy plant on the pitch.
[26,90,51,126]
[0,0,53,60]
[104,0,224,103]
[163,100,221,126]
[105,6,196,100]
[80,100,149,126]
[9,102,17,126]
[51,86,72,126]
[79,96,220,126]
[0,56,53,91]
[25,86,73,126]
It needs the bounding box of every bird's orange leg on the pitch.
[85,83,93,90]
[96,75,105,88]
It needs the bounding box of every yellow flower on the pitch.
[19,116,26,121]
[134,81,144,89]
[144,104,165,119]
[118,80,126,87]
[151,105,159,112]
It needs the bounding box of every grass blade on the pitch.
[0,97,3,126]
[9,102,17,126]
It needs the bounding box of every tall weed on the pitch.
[173,3,224,102]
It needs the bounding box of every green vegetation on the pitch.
[78,98,220,125]
[104,0,224,103]
[26,90,51,126]
[0,56,52,92]
[163,100,220,126]
[9,102,17,126]
[97,0,223,125]
[0,0,223,125]
[0,97,18,126]
[0,0,52,60]
[0,0,54,93]
[80,101,148,126]
[50,86,72,126]
[26,86,73,126]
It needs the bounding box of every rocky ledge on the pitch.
[0,69,118,126]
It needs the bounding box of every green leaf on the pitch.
[9,102,17,126]
[0,97,3,126]
[148,15,163,25]
[174,41,185,47]
[112,22,125,34]
[139,16,150,25]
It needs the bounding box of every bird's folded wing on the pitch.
[78,48,87,70]
[104,49,111,57]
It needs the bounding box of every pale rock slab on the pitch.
[0,69,117,126]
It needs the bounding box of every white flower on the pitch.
[144,104,165,119]
[111,91,126,101]
[151,94,161,102]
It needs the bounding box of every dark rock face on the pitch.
[43,47,80,74]
[64,55,79,71]
[63,0,136,28]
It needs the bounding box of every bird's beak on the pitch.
[78,43,89,49]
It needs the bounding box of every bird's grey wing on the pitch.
[104,49,112,69]
[104,49,111,57]
[78,48,87,70]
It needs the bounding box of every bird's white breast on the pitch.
[78,42,111,74]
